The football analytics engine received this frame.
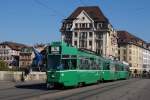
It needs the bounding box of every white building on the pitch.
[143,44,150,72]
[0,41,27,68]
[60,6,118,58]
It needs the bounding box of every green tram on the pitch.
[46,41,129,88]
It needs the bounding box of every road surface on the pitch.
[0,79,150,100]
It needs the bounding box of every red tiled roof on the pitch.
[66,6,109,22]
[0,41,28,51]
[117,31,145,47]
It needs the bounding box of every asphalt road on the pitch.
[0,79,150,100]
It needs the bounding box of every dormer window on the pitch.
[98,23,103,29]
[82,17,85,20]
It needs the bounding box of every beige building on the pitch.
[19,47,34,69]
[60,6,118,58]
[19,44,47,70]
[118,31,145,73]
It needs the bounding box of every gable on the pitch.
[73,10,93,23]
[67,6,108,22]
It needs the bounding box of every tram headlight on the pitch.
[61,73,64,76]
[51,74,55,78]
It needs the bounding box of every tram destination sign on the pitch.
[51,46,60,54]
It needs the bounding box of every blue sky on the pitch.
[0,0,149,45]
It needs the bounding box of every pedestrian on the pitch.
[21,71,25,82]
[134,69,137,78]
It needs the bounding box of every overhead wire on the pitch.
[34,0,65,17]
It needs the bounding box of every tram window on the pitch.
[61,59,77,70]
[90,61,97,70]
[62,59,69,69]
[84,60,89,69]
[84,60,87,69]
[120,65,123,71]
[114,65,117,71]
[47,55,60,70]
[116,65,119,71]
[103,63,110,70]
[79,59,83,69]
[79,64,83,69]
[92,62,95,70]
[99,62,102,70]
[111,65,116,71]
[106,64,110,70]
[95,62,99,70]
[79,59,90,70]
[79,65,83,69]
[121,66,124,71]
[118,65,121,71]
[70,59,77,69]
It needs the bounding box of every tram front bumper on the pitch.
[47,83,54,89]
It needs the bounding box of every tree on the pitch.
[0,60,8,71]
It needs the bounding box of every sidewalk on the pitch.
[0,80,46,90]
[0,81,15,90]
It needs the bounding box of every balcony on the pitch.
[74,27,93,31]
[79,46,87,49]
[95,36,103,40]
[79,37,87,40]
[19,59,32,61]
[60,27,72,32]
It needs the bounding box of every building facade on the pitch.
[143,44,150,72]
[0,41,27,68]
[19,47,34,69]
[118,31,146,73]
[60,6,118,58]
[19,44,47,70]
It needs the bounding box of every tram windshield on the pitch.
[47,55,77,70]
[47,55,61,70]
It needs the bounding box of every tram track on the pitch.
[36,79,140,100]
[0,90,60,100]
[63,79,139,100]
[0,83,61,100]
[79,79,140,100]
[0,79,140,100]
[0,85,62,100]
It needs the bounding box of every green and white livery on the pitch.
[46,41,129,88]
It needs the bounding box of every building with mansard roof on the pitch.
[60,6,118,58]
[117,31,150,73]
